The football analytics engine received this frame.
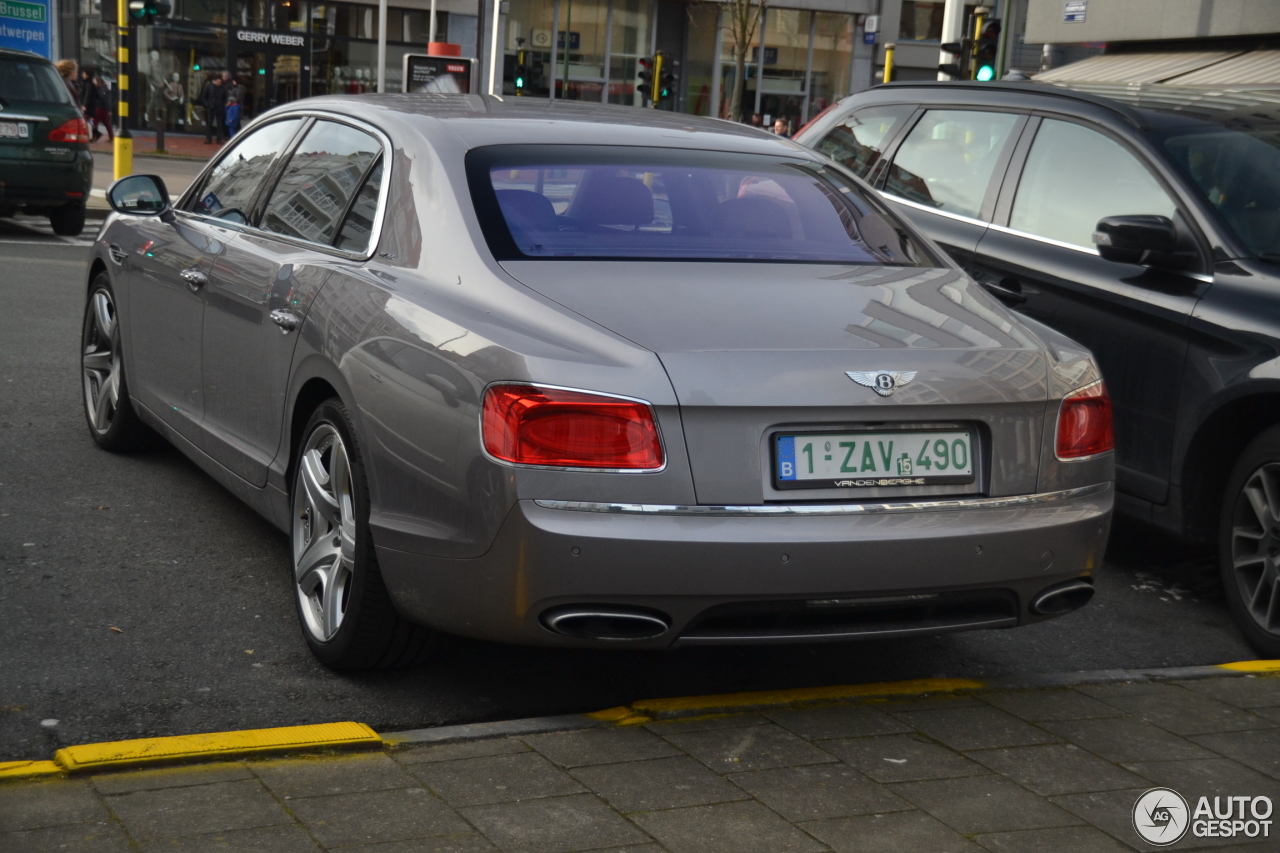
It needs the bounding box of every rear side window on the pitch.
[261,120,382,246]
[187,118,305,222]
[1011,119,1176,249]
[335,158,385,252]
[0,58,70,104]
[884,109,1019,219]
[815,105,914,178]
[469,146,931,265]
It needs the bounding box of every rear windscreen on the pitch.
[0,58,71,104]
[468,146,930,265]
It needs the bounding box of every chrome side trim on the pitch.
[882,193,989,228]
[533,482,1110,517]
[986,221,1099,255]
[0,113,50,122]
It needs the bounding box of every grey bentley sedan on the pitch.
[87,96,1114,669]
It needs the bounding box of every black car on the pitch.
[796,81,1280,656]
[0,47,94,235]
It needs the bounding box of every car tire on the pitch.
[81,274,156,452]
[1219,425,1280,658]
[50,202,86,237]
[291,398,435,670]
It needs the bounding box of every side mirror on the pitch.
[1092,215,1177,265]
[107,174,176,224]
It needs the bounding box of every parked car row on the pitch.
[797,81,1280,656]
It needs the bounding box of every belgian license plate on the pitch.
[776,430,975,489]
[0,122,28,139]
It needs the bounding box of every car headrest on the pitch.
[716,197,791,239]
[496,189,559,232]
[573,175,655,227]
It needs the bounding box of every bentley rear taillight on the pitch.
[1056,382,1114,459]
[482,384,663,469]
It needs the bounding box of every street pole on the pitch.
[114,0,132,180]
[428,0,437,45]
[377,0,387,92]
[487,0,501,94]
[937,0,964,81]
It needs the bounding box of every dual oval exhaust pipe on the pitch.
[1030,578,1095,616]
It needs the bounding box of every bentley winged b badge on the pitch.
[847,370,917,397]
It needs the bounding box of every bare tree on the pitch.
[723,0,767,123]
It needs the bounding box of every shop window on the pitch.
[898,1,974,42]
[883,109,1018,219]
[809,12,852,117]
[262,120,382,245]
[177,0,228,25]
[233,0,308,30]
[405,10,441,43]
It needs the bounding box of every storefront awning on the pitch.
[1034,51,1242,85]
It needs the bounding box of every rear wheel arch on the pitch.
[1180,391,1280,543]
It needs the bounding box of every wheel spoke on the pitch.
[1262,467,1280,523]
[92,291,114,340]
[1267,578,1280,632]
[301,448,340,526]
[94,382,113,427]
[321,562,347,638]
[83,349,113,373]
[1235,553,1267,570]
[1234,526,1266,542]
[1245,480,1273,529]
[295,532,339,584]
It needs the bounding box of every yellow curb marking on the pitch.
[0,760,63,780]
[53,722,380,773]
[1218,660,1280,674]
[627,678,985,718]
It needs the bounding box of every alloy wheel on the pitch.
[292,424,357,643]
[83,290,121,435]
[1229,462,1280,636]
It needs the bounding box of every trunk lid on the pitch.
[501,261,1051,504]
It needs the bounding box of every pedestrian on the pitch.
[773,118,790,138]
[750,113,763,128]
[81,72,103,140]
[200,74,226,144]
[228,74,246,106]
[78,69,94,111]
[91,76,114,142]
[224,96,241,138]
[54,59,81,108]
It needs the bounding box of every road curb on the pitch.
[3,660,1277,783]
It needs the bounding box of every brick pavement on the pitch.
[2,675,1279,852]
[89,132,221,159]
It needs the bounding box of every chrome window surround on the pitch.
[478,381,669,474]
[534,482,1109,516]
[884,194,1214,284]
[175,110,393,262]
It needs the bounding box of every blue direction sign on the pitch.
[0,0,51,58]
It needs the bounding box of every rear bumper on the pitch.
[377,483,1113,647]
[0,152,93,207]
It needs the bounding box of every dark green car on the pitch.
[0,48,93,235]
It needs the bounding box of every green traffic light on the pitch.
[515,76,524,88]
[976,64,995,81]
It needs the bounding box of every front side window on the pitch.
[187,118,305,222]
[1153,123,1280,260]
[261,120,382,246]
[884,109,1019,220]
[816,105,915,178]
[1011,119,1176,249]
[470,147,931,265]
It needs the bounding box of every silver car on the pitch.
[86,96,1114,670]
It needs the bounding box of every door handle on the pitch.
[270,308,300,333]
[982,278,1027,306]
[180,268,207,290]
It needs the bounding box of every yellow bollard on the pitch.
[883,44,896,84]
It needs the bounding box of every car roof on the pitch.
[855,81,1160,127]
[276,94,821,157]
[0,47,52,64]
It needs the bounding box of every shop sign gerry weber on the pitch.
[236,29,306,47]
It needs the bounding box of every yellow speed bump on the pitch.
[1218,660,1280,674]
[629,678,985,719]
[53,722,380,774]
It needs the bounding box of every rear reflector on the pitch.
[48,118,90,144]
[1056,382,1114,459]
[482,384,663,469]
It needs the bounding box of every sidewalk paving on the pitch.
[3,674,1279,852]
[88,131,224,159]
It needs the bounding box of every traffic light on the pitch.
[515,49,528,93]
[974,19,1001,81]
[127,0,171,24]
[657,55,679,106]
[938,40,969,79]
[637,55,655,102]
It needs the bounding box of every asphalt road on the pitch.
[0,232,1258,762]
